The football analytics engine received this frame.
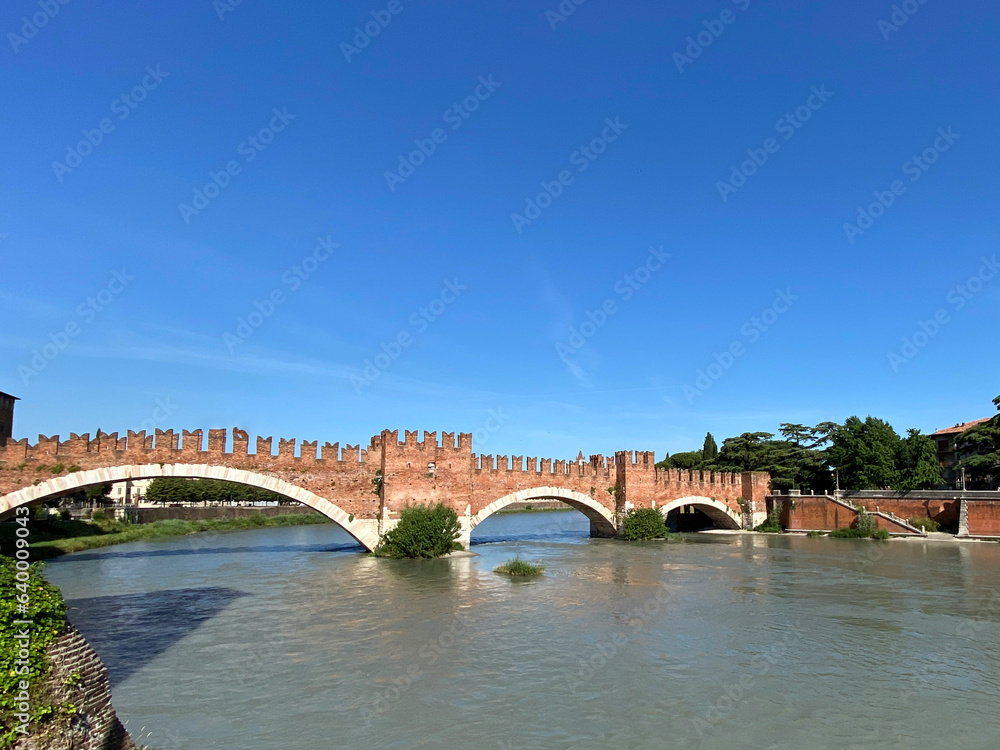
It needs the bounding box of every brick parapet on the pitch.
[1,427,771,537]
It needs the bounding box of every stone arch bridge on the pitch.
[0,428,769,550]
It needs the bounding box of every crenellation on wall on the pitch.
[207,428,226,453]
[156,429,179,452]
[182,429,203,455]
[255,435,273,456]
[300,440,318,461]
[0,427,772,538]
[232,428,249,456]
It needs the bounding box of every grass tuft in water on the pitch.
[494,556,544,577]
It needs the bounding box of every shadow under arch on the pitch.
[469,486,618,539]
[659,496,742,530]
[0,463,380,551]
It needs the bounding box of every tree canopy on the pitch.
[145,478,285,505]
[955,394,1000,487]
[655,410,956,493]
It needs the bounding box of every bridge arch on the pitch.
[0,463,380,551]
[469,486,618,539]
[659,496,742,530]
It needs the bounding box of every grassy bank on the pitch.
[0,514,330,560]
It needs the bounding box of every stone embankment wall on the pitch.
[775,490,1000,536]
[12,624,135,750]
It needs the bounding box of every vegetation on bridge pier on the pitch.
[621,508,673,541]
[374,503,463,559]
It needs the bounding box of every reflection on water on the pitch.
[43,513,1000,750]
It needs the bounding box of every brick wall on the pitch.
[0,427,770,539]
[13,624,135,750]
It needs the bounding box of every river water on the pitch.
[43,510,1000,749]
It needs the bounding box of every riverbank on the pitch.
[0,514,330,560]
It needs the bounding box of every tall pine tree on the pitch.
[702,432,718,462]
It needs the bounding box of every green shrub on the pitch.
[908,516,940,532]
[872,528,890,540]
[829,527,869,538]
[855,508,877,537]
[90,509,106,521]
[806,530,826,537]
[754,499,784,533]
[494,556,544,577]
[375,503,462,559]
[0,558,66,743]
[621,508,668,540]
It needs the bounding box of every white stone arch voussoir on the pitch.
[659,496,742,530]
[470,486,617,536]
[0,463,380,551]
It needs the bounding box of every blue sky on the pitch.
[1,0,997,460]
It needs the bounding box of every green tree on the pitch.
[718,432,774,471]
[621,508,669,540]
[702,432,718,462]
[779,423,812,447]
[375,503,462,558]
[955,394,1000,486]
[896,429,943,491]
[84,483,112,503]
[828,416,901,490]
[667,450,704,470]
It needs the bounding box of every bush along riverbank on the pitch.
[1,556,137,749]
[0,514,330,560]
